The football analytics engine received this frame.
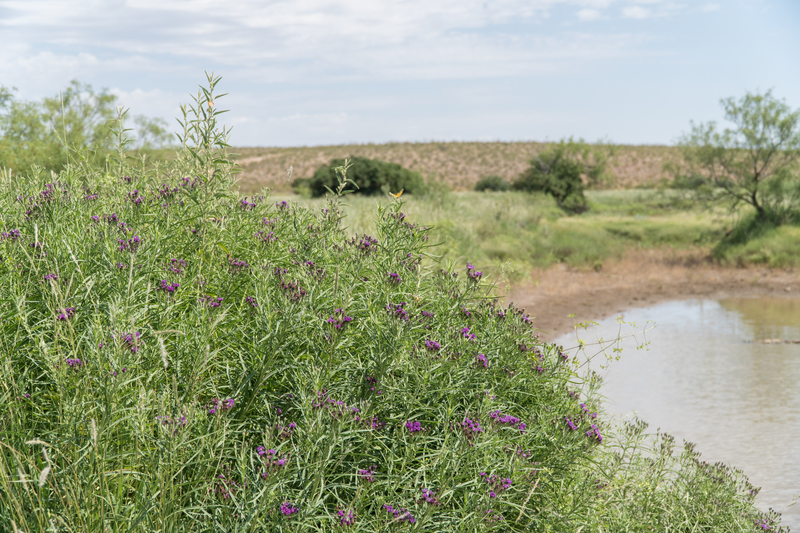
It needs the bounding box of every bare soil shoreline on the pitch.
[508,249,800,341]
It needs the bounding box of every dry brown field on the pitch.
[232,141,683,194]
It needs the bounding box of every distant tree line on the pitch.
[0,80,172,176]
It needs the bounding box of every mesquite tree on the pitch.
[680,90,800,222]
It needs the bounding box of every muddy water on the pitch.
[557,298,800,528]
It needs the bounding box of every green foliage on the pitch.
[474,175,510,192]
[512,139,609,214]
[301,156,427,197]
[679,90,800,222]
[0,77,783,532]
[0,80,172,177]
[713,213,800,267]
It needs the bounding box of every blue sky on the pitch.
[1,0,798,146]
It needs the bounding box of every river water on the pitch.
[557,298,800,529]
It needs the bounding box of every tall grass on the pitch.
[0,76,785,532]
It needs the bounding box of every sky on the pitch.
[1,0,798,147]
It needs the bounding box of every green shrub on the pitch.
[300,156,427,197]
[475,175,510,192]
[0,76,783,532]
[513,145,589,213]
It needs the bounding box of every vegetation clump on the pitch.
[475,175,510,192]
[0,76,785,532]
[0,81,171,177]
[298,156,427,197]
[512,139,609,214]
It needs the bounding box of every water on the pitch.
[557,298,800,529]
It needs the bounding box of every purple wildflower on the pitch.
[158,280,180,293]
[461,326,476,341]
[383,504,415,524]
[466,262,483,282]
[419,488,441,505]
[246,296,258,307]
[405,420,424,433]
[387,272,402,284]
[327,308,353,330]
[280,502,298,516]
[358,466,377,483]
[475,353,488,368]
[386,302,408,321]
[564,417,578,431]
[57,307,76,321]
[424,339,441,352]
[338,509,356,526]
[65,358,83,370]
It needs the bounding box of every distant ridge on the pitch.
[232,141,682,194]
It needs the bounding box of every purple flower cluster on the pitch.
[480,472,512,497]
[489,410,527,433]
[313,390,360,418]
[280,502,298,516]
[424,339,441,352]
[206,398,235,415]
[277,421,297,440]
[386,301,408,320]
[466,262,483,282]
[158,280,180,293]
[337,509,356,526]
[0,229,21,241]
[158,183,179,199]
[387,272,402,284]
[405,420,424,433]
[65,358,84,370]
[57,307,76,321]
[564,417,578,431]
[383,504,415,524]
[168,258,186,275]
[200,295,224,308]
[418,488,441,505]
[586,423,603,442]
[212,469,246,500]
[276,201,289,210]
[349,234,378,255]
[420,310,434,319]
[475,353,488,368]
[245,296,258,307]
[117,234,141,253]
[461,326,476,341]
[239,197,256,210]
[227,255,249,274]
[279,279,307,302]
[358,465,377,483]
[122,332,140,353]
[460,417,483,443]
[127,189,144,205]
[364,375,382,394]
[257,447,288,475]
[326,308,353,330]
[256,229,277,243]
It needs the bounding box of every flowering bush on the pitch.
[0,75,782,533]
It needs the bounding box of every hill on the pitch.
[232,141,682,194]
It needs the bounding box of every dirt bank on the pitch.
[508,248,800,341]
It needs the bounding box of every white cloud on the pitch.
[700,3,720,12]
[577,8,603,20]
[622,5,651,19]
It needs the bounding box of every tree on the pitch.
[299,156,427,197]
[0,81,172,176]
[679,90,800,222]
[512,139,609,213]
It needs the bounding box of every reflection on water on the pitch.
[557,298,800,529]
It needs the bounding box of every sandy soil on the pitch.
[508,248,800,341]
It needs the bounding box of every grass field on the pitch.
[263,189,734,283]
